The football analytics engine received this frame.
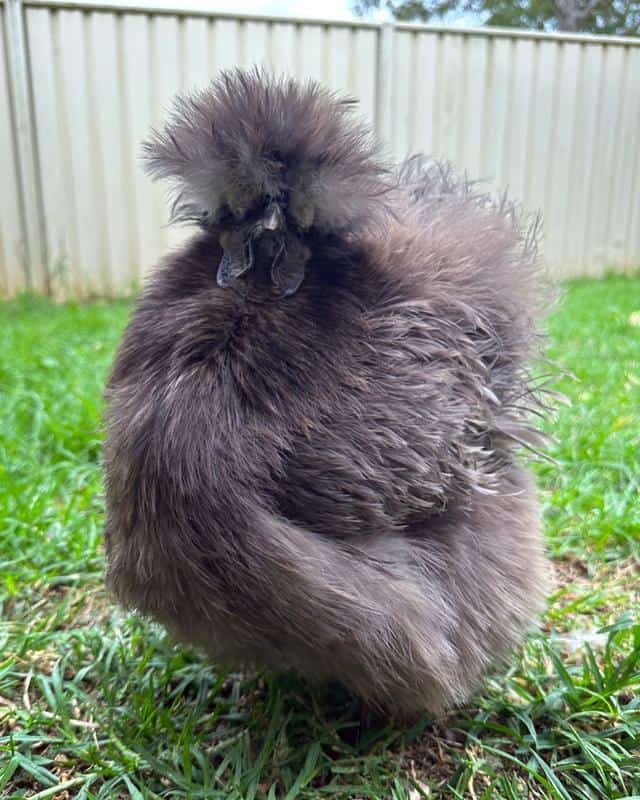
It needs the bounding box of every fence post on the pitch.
[4,0,48,293]
[376,20,395,149]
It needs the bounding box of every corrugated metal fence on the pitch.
[1,0,639,296]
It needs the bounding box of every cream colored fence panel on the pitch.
[1,0,639,294]
[389,27,640,278]
[0,10,25,295]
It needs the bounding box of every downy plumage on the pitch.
[104,69,550,714]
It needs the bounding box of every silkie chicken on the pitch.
[104,69,550,715]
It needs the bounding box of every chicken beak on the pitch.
[262,202,284,232]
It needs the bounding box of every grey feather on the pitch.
[104,69,551,715]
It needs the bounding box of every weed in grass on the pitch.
[0,277,638,798]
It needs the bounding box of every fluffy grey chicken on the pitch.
[104,69,549,714]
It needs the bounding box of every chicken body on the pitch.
[104,70,548,714]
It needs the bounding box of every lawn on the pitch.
[0,275,638,799]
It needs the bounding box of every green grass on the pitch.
[1,276,638,799]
